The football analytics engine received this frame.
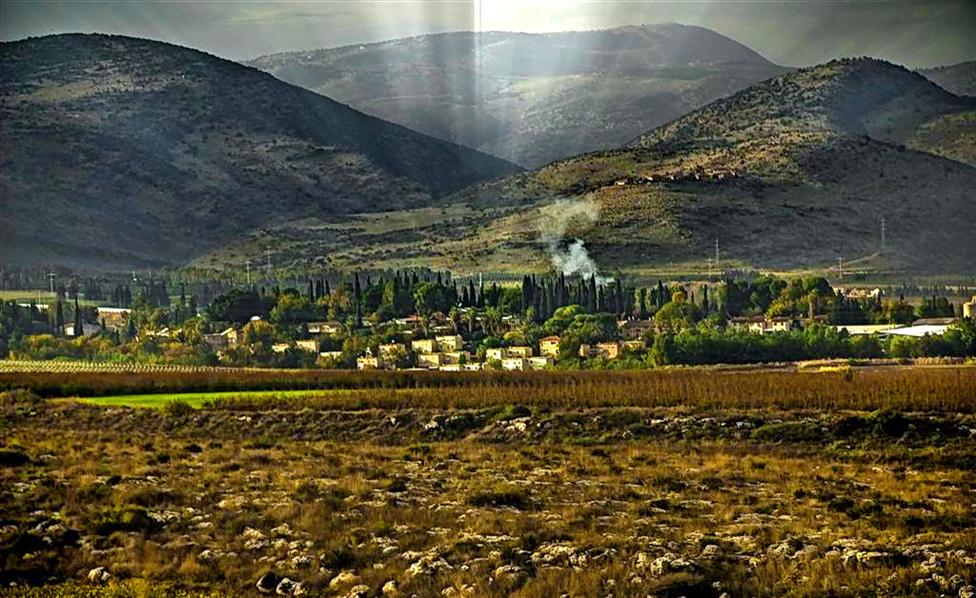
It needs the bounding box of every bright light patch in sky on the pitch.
[1,0,973,67]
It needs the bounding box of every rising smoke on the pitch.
[538,197,610,282]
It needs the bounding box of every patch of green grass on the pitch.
[71,390,334,409]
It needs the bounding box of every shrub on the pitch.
[467,486,532,510]
[751,421,822,443]
[0,448,29,467]
[865,409,910,437]
[87,505,154,535]
[495,404,532,421]
[163,399,194,417]
[0,389,44,407]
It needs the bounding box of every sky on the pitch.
[1,0,974,68]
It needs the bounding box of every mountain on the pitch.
[920,61,976,97]
[248,24,787,168]
[211,58,976,276]
[0,34,519,268]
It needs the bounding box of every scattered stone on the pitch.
[330,570,360,589]
[275,577,298,595]
[86,567,111,584]
[256,572,280,594]
[344,584,371,598]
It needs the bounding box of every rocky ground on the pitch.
[1,393,975,597]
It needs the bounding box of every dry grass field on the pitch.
[1,366,975,597]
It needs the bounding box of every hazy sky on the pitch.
[2,0,974,68]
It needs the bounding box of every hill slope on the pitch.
[0,34,519,268]
[249,24,787,168]
[213,59,976,276]
[920,61,976,97]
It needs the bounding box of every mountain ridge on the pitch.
[223,58,976,276]
[248,23,789,168]
[919,61,976,97]
[0,33,520,268]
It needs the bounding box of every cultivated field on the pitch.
[1,366,975,597]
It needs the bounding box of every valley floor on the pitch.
[2,385,975,597]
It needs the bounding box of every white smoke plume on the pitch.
[538,197,609,282]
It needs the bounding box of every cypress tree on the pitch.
[54,299,64,334]
[354,272,363,328]
[73,296,82,337]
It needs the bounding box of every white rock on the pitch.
[86,567,111,584]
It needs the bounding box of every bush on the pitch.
[0,389,44,407]
[0,448,30,467]
[87,505,154,535]
[163,399,194,417]
[495,404,531,421]
[751,421,822,443]
[467,486,532,509]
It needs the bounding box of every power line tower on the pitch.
[264,249,272,272]
[837,257,844,280]
[244,260,252,286]
[714,238,720,265]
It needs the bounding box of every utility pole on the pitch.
[244,260,252,286]
[714,239,720,265]
[264,249,272,272]
[837,257,844,280]
[706,257,713,280]
[880,216,886,253]
[47,272,56,294]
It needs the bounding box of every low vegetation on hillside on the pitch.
[210,59,976,276]
[0,34,519,268]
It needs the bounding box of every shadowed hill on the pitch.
[0,34,519,268]
[249,24,787,168]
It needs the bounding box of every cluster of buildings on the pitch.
[352,333,654,371]
[356,334,560,372]
[834,316,969,339]
[613,169,742,187]
[728,315,810,334]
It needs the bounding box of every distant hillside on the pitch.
[0,34,519,268]
[215,58,976,276]
[920,61,976,97]
[249,24,787,168]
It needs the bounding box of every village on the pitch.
[5,269,973,369]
